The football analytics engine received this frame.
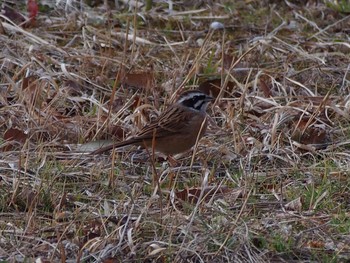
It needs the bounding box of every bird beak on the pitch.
[205,95,214,102]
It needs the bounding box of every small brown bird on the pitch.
[91,90,213,155]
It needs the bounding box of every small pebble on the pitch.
[210,21,224,30]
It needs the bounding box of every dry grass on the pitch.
[1,0,350,262]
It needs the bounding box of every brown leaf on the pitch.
[102,258,121,263]
[21,76,47,109]
[120,71,155,90]
[306,240,325,249]
[258,75,272,97]
[22,75,37,91]
[291,118,328,147]
[198,78,237,98]
[4,127,27,142]
[2,5,26,25]
[2,128,27,151]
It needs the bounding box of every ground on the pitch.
[1,0,350,262]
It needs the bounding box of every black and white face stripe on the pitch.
[177,90,213,112]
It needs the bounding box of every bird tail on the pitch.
[90,139,139,155]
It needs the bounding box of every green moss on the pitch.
[325,0,350,13]
[271,233,293,252]
[330,213,350,234]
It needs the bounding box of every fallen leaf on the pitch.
[291,118,328,148]
[198,78,237,98]
[306,240,325,249]
[258,75,272,97]
[2,128,27,151]
[22,75,37,91]
[120,71,155,91]
[2,5,26,25]
[21,76,47,109]
[4,127,27,142]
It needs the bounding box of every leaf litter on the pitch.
[0,0,350,262]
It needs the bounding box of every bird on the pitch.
[91,90,214,156]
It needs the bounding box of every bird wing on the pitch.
[136,105,190,140]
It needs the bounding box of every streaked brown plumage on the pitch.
[91,90,213,155]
